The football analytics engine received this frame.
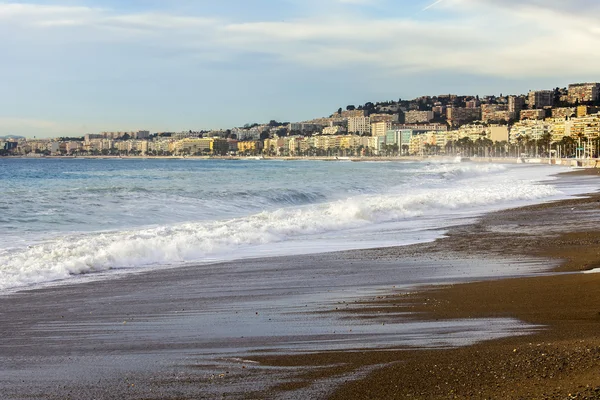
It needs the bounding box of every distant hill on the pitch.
[0,135,25,140]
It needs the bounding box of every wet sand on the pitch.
[2,169,600,399]
[256,171,600,399]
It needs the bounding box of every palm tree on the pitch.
[559,136,576,158]
[540,132,552,157]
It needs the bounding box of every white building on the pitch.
[348,117,371,135]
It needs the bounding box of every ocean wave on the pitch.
[0,177,559,291]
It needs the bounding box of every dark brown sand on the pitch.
[251,170,600,399]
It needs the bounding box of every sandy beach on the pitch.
[2,168,600,399]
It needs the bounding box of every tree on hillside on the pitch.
[260,131,270,140]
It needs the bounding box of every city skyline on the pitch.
[2,0,600,138]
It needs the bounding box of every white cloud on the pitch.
[1,1,599,78]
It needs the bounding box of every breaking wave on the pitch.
[0,166,559,291]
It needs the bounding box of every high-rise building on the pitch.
[348,117,371,135]
[447,107,481,126]
[370,121,393,137]
[481,104,513,123]
[568,83,600,104]
[404,110,434,124]
[528,90,554,109]
[508,96,526,114]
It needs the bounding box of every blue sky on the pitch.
[1,0,600,137]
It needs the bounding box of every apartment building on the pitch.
[447,107,481,126]
[552,107,576,119]
[456,124,488,142]
[348,116,371,135]
[371,121,393,137]
[568,83,600,103]
[404,110,434,124]
[548,118,573,142]
[408,132,441,155]
[148,139,172,154]
[508,96,526,114]
[237,140,261,154]
[520,109,546,120]
[174,138,229,155]
[385,129,413,149]
[576,105,600,117]
[481,104,514,123]
[510,120,552,143]
[395,124,448,134]
[369,113,397,123]
[570,113,600,139]
[322,126,345,135]
[528,90,554,109]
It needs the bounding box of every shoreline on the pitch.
[252,172,600,399]
[3,154,600,168]
[2,170,600,399]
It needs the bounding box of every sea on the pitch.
[0,157,598,293]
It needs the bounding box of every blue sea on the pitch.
[0,158,596,292]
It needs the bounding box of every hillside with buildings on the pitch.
[3,83,600,159]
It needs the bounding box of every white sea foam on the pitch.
[0,163,564,291]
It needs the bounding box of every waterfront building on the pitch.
[570,113,600,140]
[510,120,552,143]
[489,126,509,142]
[455,124,488,142]
[148,139,172,154]
[385,129,413,148]
[548,118,573,142]
[237,140,261,155]
[174,138,229,155]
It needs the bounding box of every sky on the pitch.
[1,0,600,138]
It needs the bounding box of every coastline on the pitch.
[1,170,600,399]
[4,154,600,168]
[254,171,600,399]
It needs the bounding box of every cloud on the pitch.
[1,0,600,136]
[1,0,598,79]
